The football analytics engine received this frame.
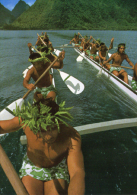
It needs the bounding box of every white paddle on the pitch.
[23,66,85,95]
[57,70,84,94]
[36,35,85,94]
[76,52,85,62]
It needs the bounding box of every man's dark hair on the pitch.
[117,43,126,52]
[29,52,41,60]
[100,42,105,46]
[43,38,49,43]
[34,98,59,116]
[41,46,49,53]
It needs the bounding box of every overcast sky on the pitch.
[0,0,36,11]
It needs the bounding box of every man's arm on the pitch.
[52,50,65,69]
[23,68,36,90]
[27,43,33,54]
[125,55,134,69]
[35,36,42,46]
[103,53,114,65]
[0,117,22,134]
[67,132,85,195]
[99,50,107,61]
[108,37,114,50]
[69,38,75,44]
[86,36,93,44]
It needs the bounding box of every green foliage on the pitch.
[13,101,73,134]
[2,0,137,30]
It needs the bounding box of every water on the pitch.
[0,30,137,195]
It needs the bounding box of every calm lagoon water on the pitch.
[0,30,137,194]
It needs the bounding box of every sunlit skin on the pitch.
[99,45,107,66]
[0,116,85,195]
[69,33,81,44]
[23,51,65,101]
[133,63,137,81]
[87,41,99,63]
[103,45,134,84]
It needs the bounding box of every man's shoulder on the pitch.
[60,124,81,140]
[48,54,55,61]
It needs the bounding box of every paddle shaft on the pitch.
[54,46,79,48]
[22,56,59,99]
[79,32,97,43]
[37,33,47,46]
[0,144,28,195]
[109,64,133,70]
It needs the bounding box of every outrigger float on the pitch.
[73,43,137,102]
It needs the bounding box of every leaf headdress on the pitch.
[13,101,73,134]
[28,46,51,63]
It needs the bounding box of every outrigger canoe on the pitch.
[73,44,137,102]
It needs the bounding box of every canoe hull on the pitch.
[74,46,137,102]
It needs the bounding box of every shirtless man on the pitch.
[35,33,54,52]
[103,43,134,84]
[69,33,80,45]
[87,39,100,63]
[78,38,85,52]
[23,48,65,101]
[99,38,114,66]
[131,63,137,90]
[0,98,85,195]
[83,36,92,54]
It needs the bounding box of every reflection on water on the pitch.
[0,30,137,194]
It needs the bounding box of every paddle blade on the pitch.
[58,70,84,94]
[0,98,24,120]
[108,53,112,58]
[97,69,102,77]
[76,52,85,62]
[76,55,83,62]
[54,49,61,56]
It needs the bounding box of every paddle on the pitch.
[57,69,85,94]
[0,56,60,130]
[97,49,110,77]
[109,64,134,70]
[37,33,85,94]
[0,143,29,194]
[51,52,85,94]
[76,52,85,62]
[76,33,98,62]
[54,46,79,48]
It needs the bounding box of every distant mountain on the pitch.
[11,0,30,19]
[3,0,137,30]
[0,3,15,27]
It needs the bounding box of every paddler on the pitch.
[131,63,137,90]
[0,98,85,195]
[35,33,54,52]
[99,37,114,66]
[83,36,93,54]
[103,43,134,84]
[78,38,85,52]
[86,38,101,63]
[69,33,81,46]
[23,46,65,101]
